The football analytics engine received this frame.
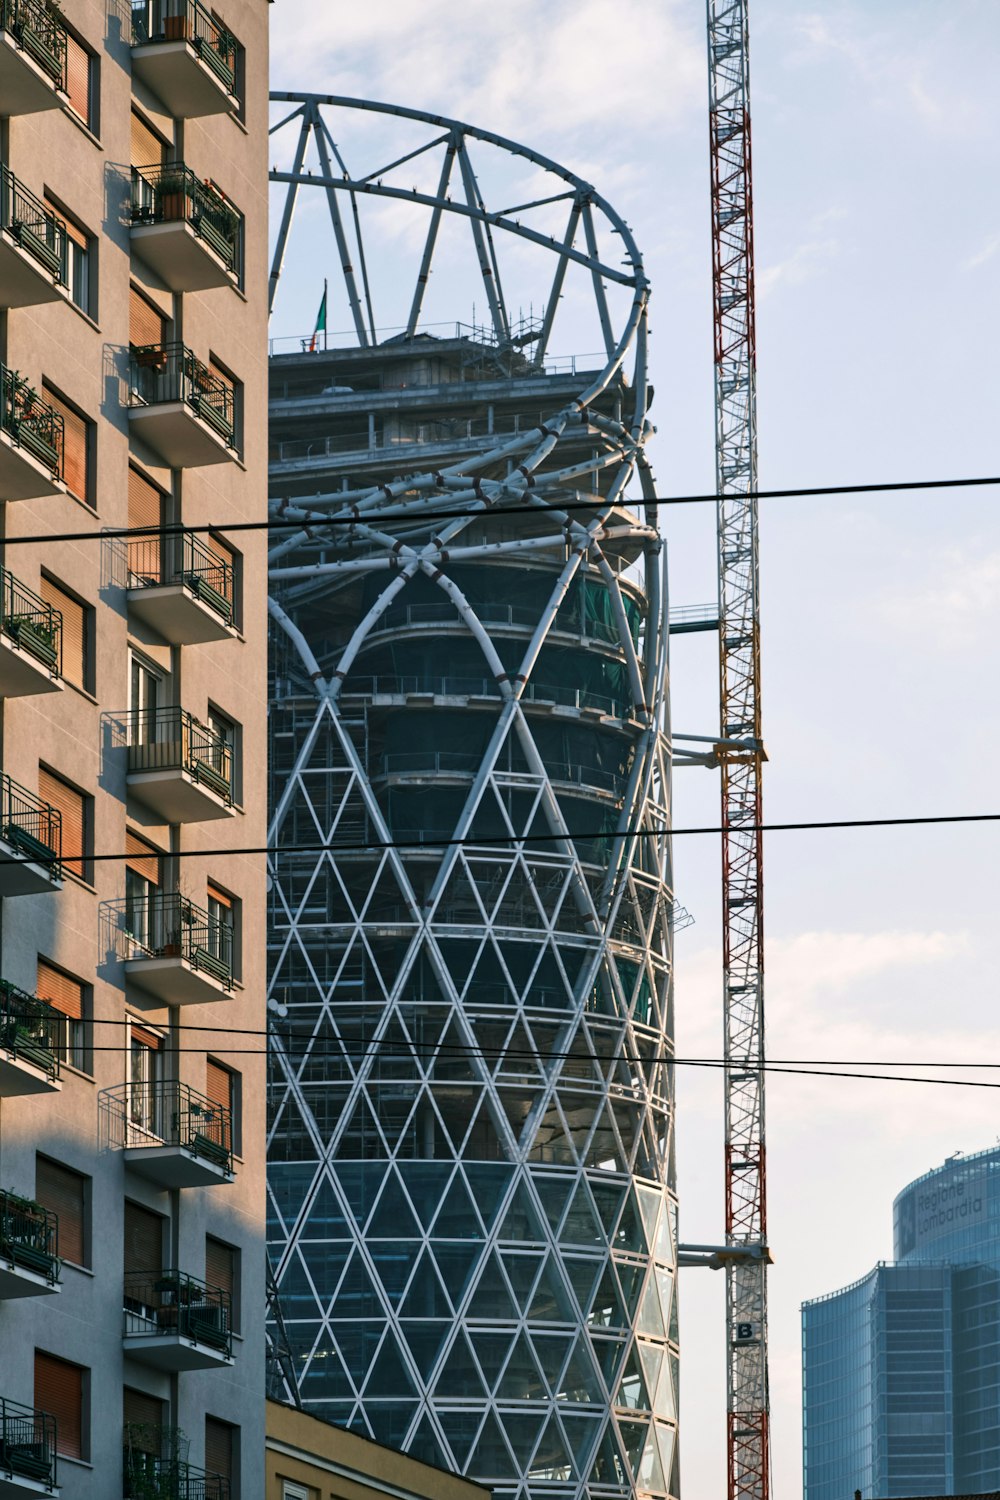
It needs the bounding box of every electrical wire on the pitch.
[2,471,999,549]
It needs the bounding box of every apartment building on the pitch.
[0,0,268,1495]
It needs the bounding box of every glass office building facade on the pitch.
[802,1146,1000,1499]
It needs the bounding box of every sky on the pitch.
[269,4,1000,1495]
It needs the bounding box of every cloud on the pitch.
[877,546,1000,649]
[963,235,1000,271]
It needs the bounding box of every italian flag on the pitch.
[308,282,327,352]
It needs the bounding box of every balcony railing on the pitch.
[0,1395,57,1490]
[111,891,233,987]
[0,772,61,875]
[0,163,68,283]
[131,164,240,274]
[343,672,632,719]
[125,1451,229,1500]
[128,343,235,448]
[0,364,64,480]
[0,0,66,89]
[130,0,236,92]
[123,1270,232,1356]
[128,531,234,626]
[0,565,62,674]
[0,1188,59,1282]
[100,1081,232,1172]
[126,708,233,804]
[0,979,63,1080]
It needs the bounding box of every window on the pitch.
[38,766,90,882]
[282,1486,310,1500]
[129,285,168,349]
[65,30,95,131]
[39,574,91,691]
[36,959,88,1073]
[205,1416,237,1495]
[129,1021,162,1139]
[206,534,238,627]
[130,109,168,171]
[207,706,238,801]
[128,467,165,585]
[36,1157,88,1268]
[125,831,161,950]
[123,1201,163,1279]
[124,1388,166,1474]
[34,1351,86,1460]
[208,356,241,451]
[205,1237,239,1332]
[42,388,91,506]
[206,883,235,975]
[207,1057,239,1155]
[44,199,92,316]
[130,652,164,746]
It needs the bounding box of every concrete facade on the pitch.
[0,0,268,1495]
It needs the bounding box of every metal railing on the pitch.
[127,530,234,626]
[0,163,68,284]
[131,165,240,274]
[109,891,233,987]
[0,772,62,876]
[130,0,236,93]
[0,978,63,1080]
[125,708,233,804]
[100,1081,232,1173]
[128,343,235,448]
[123,1270,232,1357]
[0,564,61,674]
[376,750,624,793]
[0,0,66,89]
[125,1452,230,1500]
[343,673,632,719]
[0,1396,57,1491]
[0,1188,59,1283]
[368,599,623,646]
[0,364,64,480]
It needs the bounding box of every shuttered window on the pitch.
[208,358,240,451]
[65,32,93,128]
[124,1201,163,1278]
[131,110,166,169]
[44,199,91,315]
[130,286,167,349]
[204,1416,235,1485]
[206,534,236,621]
[36,958,87,1071]
[124,1388,165,1445]
[207,1058,237,1154]
[206,1237,238,1331]
[36,1158,87,1267]
[34,1352,85,1460]
[128,467,164,584]
[38,575,88,690]
[38,767,88,881]
[42,388,89,504]
[126,831,160,886]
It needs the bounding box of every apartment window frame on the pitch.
[128,1017,164,1138]
[129,283,169,351]
[207,532,240,630]
[206,881,238,980]
[39,570,94,693]
[38,765,93,886]
[207,1056,240,1156]
[205,1414,238,1499]
[43,194,95,317]
[63,24,97,134]
[125,831,162,950]
[36,957,92,1075]
[34,1350,89,1462]
[208,354,242,456]
[40,385,93,510]
[35,1155,90,1270]
[207,704,239,804]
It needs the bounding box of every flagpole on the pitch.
[323,278,328,351]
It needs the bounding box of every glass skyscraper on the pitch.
[802,1145,1000,1498]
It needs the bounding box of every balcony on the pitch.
[128,344,237,468]
[0,1397,58,1497]
[123,1269,233,1370]
[130,0,237,118]
[0,567,62,698]
[0,166,68,308]
[0,0,66,117]
[131,165,240,292]
[0,980,62,1097]
[110,892,233,1005]
[124,1437,228,1500]
[100,1081,234,1188]
[125,708,234,823]
[127,531,236,644]
[0,366,64,501]
[0,775,61,895]
[0,1190,60,1299]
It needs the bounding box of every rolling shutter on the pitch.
[128,467,163,583]
[36,1158,85,1267]
[65,33,91,127]
[124,1388,165,1447]
[38,575,86,689]
[126,831,160,886]
[124,1201,163,1277]
[42,389,87,502]
[130,1023,161,1050]
[204,1417,234,1483]
[36,961,84,1022]
[34,1352,84,1460]
[205,1236,237,1330]
[130,286,166,349]
[37,767,85,879]
[206,534,235,612]
[131,109,166,169]
[206,1058,232,1113]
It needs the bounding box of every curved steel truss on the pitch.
[266,96,677,1500]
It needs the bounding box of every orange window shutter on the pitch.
[34,1352,83,1460]
[65,34,91,126]
[129,1023,161,1050]
[43,391,88,502]
[131,110,166,169]
[124,1388,164,1438]
[124,1201,163,1277]
[36,1158,85,1266]
[206,1058,232,1111]
[36,960,84,1022]
[126,831,161,886]
[37,768,85,879]
[207,534,234,602]
[128,467,163,583]
[204,1417,234,1482]
[38,576,86,689]
[205,1237,234,1301]
[207,883,232,910]
[130,287,166,349]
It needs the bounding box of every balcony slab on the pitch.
[0,430,64,502]
[0,634,62,699]
[0,1049,59,1098]
[130,41,235,118]
[0,233,65,309]
[127,767,234,824]
[125,954,231,1007]
[0,836,60,896]
[124,1143,234,1189]
[128,401,234,468]
[131,219,236,292]
[0,1253,59,1301]
[127,583,235,644]
[0,31,64,116]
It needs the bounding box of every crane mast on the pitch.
[707,3,771,1498]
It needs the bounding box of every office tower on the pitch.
[0,1,268,1494]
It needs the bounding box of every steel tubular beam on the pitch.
[707,3,771,1499]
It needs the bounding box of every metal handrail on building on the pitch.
[344,673,632,719]
[0,364,64,479]
[111,891,233,987]
[0,1187,60,1282]
[0,163,68,284]
[0,772,62,875]
[127,531,234,626]
[0,0,66,89]
[128,343,235,448]
[129,0,236,93]
[123,1270,232,1356]
[100,1081,232,1172]
[376,750,624,793]
[125,707,233,804]
[0,564,62,675]
[124,1450,230,1500]
[0,1395,58,1491]
[0,978,63,1080]
[130,165,240,274]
